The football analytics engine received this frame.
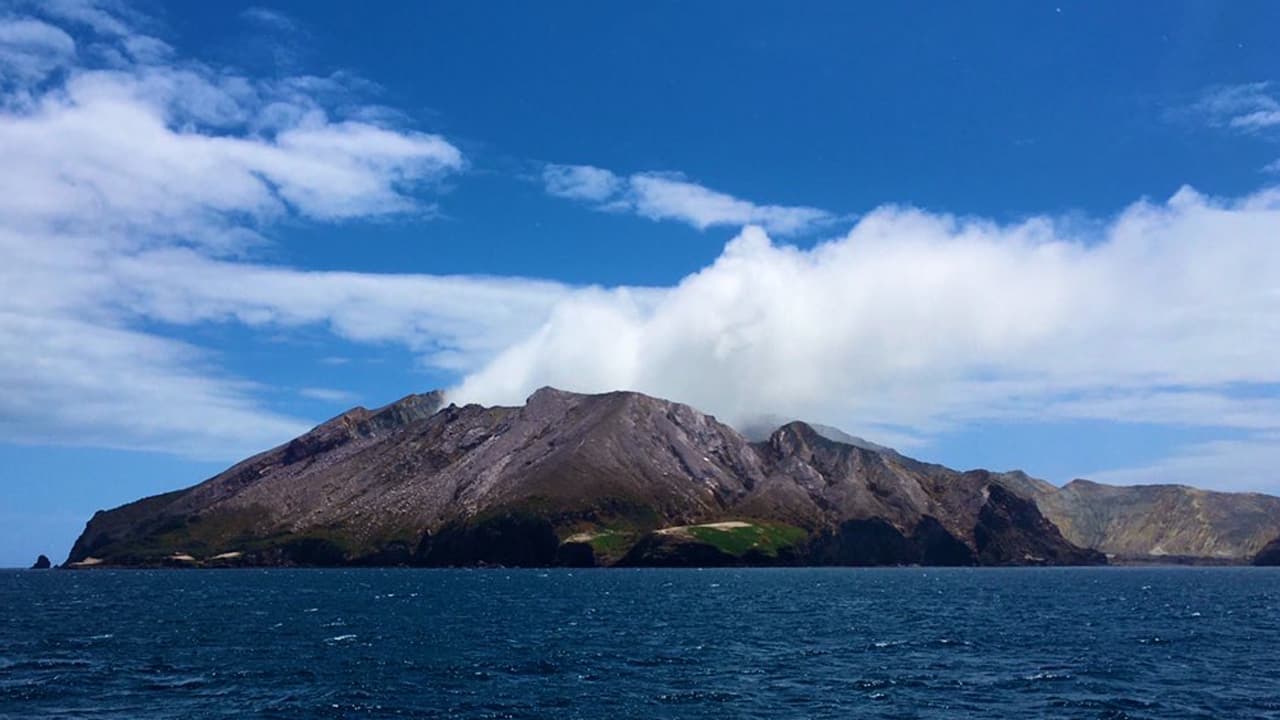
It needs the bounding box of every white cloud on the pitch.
[39,0,135,39]
[628,173,834,235]
[1084,433,1280,494]
[241,7,297,32]
[454,186,1280,493]
[1192,83,1280,175]
[542,163,622,201]
[105,248,571,369]
[0,311,309,458]
[0,65,463,237]
[0,17,75,83]
[0,2,513,458]
[5,1,1280,501]
[0,232,568,457]
[542,163,835,235]
[298,387,359,403]
[1197,82,1280,132]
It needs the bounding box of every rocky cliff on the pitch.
[65,387,1266,568]
[1254,536,1280,566]
[999,476,1280,562]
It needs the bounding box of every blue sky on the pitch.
[2,0,1280,566]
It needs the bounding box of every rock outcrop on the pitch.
[58,387,1168,568]
[30,555,51,569]
[1254,536,1280,566]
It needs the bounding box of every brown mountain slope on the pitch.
[68,387,1105,567]
[1029,479,1280,561]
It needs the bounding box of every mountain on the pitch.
[993,475,1280,562]
[65,386,1272,568]
[66,387,1109,568]
[739,416,900,456]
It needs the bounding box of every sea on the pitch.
[2,567,1279,719]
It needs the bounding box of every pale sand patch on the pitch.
[209,552,243,561]
[167,553,197,563]
[657,521,754,535]
[696,521,754,530]
[68,557,103,567]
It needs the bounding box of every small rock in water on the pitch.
[30,555,52,570]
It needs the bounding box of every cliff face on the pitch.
[1254,536,1280,566]
[1006,478,1280,561]
[57,387,1156,568]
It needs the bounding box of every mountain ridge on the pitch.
[65,388,1278,568]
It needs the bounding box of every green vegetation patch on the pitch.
[583,530,635,556]
[560,528,636,560]
[685,522,808,557]
[88,506,272,563]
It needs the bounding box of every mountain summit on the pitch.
[66,388,1278,568]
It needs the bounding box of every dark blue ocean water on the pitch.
[3,568,1280,719]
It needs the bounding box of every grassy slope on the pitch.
[684,522,808,557]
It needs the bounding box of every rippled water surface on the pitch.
[3,567,1280,719]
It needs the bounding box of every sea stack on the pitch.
[30,555,51,569]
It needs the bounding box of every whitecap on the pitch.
[1024,671,1072,681]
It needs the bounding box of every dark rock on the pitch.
[974,484,1106,566]
[350,541,415,567]
[417,512,560,567]
[913,516,978,566]
[617,532,741,567]
[279,537,349,566]
[554,541,597,568]
[812,518,919,566]
[30,555,51,570]
[1254,536,1280,566]
[810,516,976,566]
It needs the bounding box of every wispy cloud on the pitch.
[39,0,136,39]
[542,163,621,202]
[241,6,298,32]
[298,387,359,403]
[0,17,76,82]
[542,163,836,236]
[1196,82,1280,132]
[1085,432,1280,492]
[1193,82,1280,172]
